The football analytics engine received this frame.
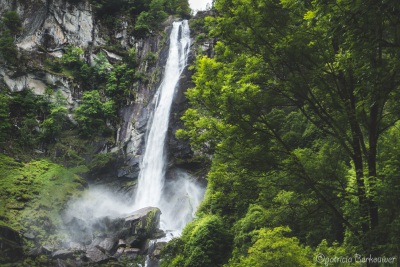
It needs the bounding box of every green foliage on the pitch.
[67,51,113,91]
[0,88,72,152]
[94,52,112,80]
[227,227,312,267]
[45,57,63,73]
[61,46,84,71]
[0,154,86,247]
[0,93,11,143]
[314,240,362,267]
[171,0,400,266]
[40,105,67,142]
[0,11,22,65]
[196,161,260,223]
[90,0,127,15]
[87,152,115,170]
[189,13,210,42]
[161,215,232,267]
[2,11,22,34]
[164,0,191,18]
[7,90,45,148]
[123,47,137,68]
[134,0,168,35]
[145,51,157,64]
[91,0,191,19]
[0,86,96,169]
[106,63,135,108]
[136,0,192,34]
[74,90,115,138]
[229,205,270,258]
[0,32,18,65]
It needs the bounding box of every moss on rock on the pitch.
[0,154,87,256]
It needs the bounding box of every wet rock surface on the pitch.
[52,249,74,259]
[0,225,23,263]
[56,206,162,265]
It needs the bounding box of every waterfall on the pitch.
[134,20,203,233]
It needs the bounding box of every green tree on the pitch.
[161,215,231,267]
[2,11,22,34]
[90,0,126,15]
[0,11,21,65]
[0,32,18,65]
[125,47,137,68]
[164,0,191,18]
[40,106,67,142]
[74,90,115,138]
[134,0,168,35]
[61,46,84,71]
[93,52,112,80]
[228,227,312,267]
[177,0,400,261]
[106,63,135,108]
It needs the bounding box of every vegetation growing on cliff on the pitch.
[91,0,190,36]
[164,0,400,266]
[0,11,21,66]
[0,155,87,260]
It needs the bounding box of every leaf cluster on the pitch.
[169,0,400,265]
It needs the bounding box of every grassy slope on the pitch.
[0,154,88,251]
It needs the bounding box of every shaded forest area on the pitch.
[162,0,400,266]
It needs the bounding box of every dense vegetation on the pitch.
[0,10,21,65]
[0,154,87,264]
[90,0,190,36]
[162,0,400,266]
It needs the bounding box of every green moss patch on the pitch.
[0,154,87,248]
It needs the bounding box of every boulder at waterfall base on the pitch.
[61,207,162,264]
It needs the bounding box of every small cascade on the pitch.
[133,19,204,237]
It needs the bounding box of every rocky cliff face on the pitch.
[0,0,97,99]
[0,2,213,264]
[2,0,98,51]
[0,0,198,190]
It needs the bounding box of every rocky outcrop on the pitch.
[0,68,74,103]
[0,0,99,106]
[39,207,163,265]
[0,0,100,51]
[167,57,194,162]
[0,225,23,263]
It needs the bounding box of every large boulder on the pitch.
[62,207,162,264]
[124,207,161,239]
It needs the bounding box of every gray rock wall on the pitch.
[0,0,202,188]
[0,0,100,50]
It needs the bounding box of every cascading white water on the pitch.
[134,20,203,234]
